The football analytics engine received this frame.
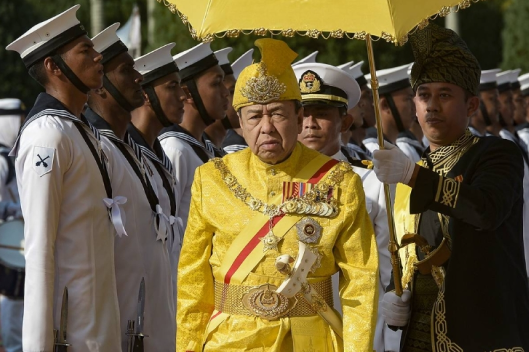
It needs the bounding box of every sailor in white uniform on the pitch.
[293,62,401,352]
[129,43,186,317]
[87,25,175,351]
[221,49,254,154]
[6,6,121,351]
[0,98,24,352]
[338,61,374,160]
[517,73,529,155]
[159,43,229,228]
[363,64,423,162]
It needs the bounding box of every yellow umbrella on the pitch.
[158,0,481,44]
[158,0,484,295]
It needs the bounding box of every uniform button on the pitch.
[270,169,276,176]
[270,191,276,196]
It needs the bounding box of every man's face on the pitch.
[415,82,479,147]
[390,86,416,130]
[153,72,186,124]
[498,90,514,127]
[349,86,375,127]
[223,74,240,128]
[195,65,229,121]
[298,104,346,156]
[512,88,526,125]
[105,52,144,109]
[59,36,104,90]
[239,100,302,164]
[479,89,500,125]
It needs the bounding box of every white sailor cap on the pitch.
[292,51,318,66]
[135,43,178,86]
[348,61,368,87]
[496,70,513,93]
[0,98,26,116]
[366,63,411,95]
[231,49,254,80]
[173,42,219,82]
[293,62,361,108]
[479,68,501,91]
[214,47,233,75]
[510,69,522,89]
[519,73,529,97]
[92,23,129,65]
[6,5,87,68]
[337,61,354,71]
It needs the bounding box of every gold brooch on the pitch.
[240,63,286,104]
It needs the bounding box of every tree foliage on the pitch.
[501,0,529,71]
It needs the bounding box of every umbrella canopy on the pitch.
[160,0,482,44]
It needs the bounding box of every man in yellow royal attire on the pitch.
[176,38,379,352]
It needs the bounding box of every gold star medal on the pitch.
[260,230,281,252]
[296,217,322,244]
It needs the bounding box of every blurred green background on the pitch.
[1,0,528,106]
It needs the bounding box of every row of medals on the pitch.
[280,197,338,217]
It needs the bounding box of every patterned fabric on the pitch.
[409,23,481,95]
[403,273,439,352]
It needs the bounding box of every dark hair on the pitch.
[28,60,48,87]
[338,106,347,116]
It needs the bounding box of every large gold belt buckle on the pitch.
[242,284,297,320]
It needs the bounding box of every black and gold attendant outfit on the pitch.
[394,129,529,351]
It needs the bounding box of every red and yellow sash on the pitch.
[206,155,338,336]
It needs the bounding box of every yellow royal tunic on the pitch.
[177,143,378,352]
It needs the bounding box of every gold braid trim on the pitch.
[156,0,484,45]
[212,158,351,218]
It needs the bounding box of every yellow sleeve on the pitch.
[334,172,379,352]
[176,167,215,352]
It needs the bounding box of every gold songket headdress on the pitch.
[233,38,301,111]
[409,23,481,96]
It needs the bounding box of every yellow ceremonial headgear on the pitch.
[233,38,301,111]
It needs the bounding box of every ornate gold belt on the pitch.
[214,277,333,320]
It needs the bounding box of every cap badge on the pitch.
[299,70,321,93]
[240,62,286,104]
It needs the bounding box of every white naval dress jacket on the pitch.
[14,112,120,352]
[102,138,175,352]
[333,150,401,352]
[159,136,205,229]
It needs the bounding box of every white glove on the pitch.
[372,142,415,184]
[382,290,412,327]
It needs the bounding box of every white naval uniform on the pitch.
[127,125,182,308]
[500,128,529,278]
[13,102,120,351]
[0,147,23,352]
[159,135,212,229]
[518,125,529,157]
[101,136,175,352]
[332,150,401,352]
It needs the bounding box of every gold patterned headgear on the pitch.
[410,23,481,96]
[233,38,301,111]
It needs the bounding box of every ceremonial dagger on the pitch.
[127,277,147,352]
[54,287,71,352]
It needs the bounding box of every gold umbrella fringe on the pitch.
[157,0,482,45]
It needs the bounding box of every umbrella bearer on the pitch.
[159,42,229,230]
[373,23,529,351]
[86,24,175,351]
[293,62,402,352]
[177,38,379,352]
[363,64,423,162]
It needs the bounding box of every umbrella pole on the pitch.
[365,34,403,296]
